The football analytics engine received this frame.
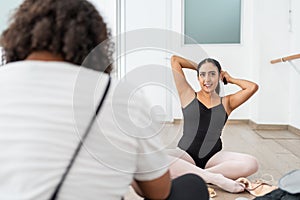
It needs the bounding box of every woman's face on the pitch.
[198,62,219,93]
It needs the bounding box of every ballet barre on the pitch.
[270,53,300,64]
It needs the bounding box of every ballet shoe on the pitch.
[236,177,278,197]
[208,187,217,198]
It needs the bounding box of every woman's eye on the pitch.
[199,73,205,77]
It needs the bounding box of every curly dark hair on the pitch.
[0,0,113,73]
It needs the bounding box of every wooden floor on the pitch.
[125,122,300,200]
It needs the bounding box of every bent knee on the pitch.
[244,155,259,175]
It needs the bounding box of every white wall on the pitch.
[240,0,300,127]
[250,0,300,127]
[119,0,175,121]
[289,0,300,129]
[0,0,23,34]
[0,0,23,62]
[88,0,116,36]
[249,0,291,124]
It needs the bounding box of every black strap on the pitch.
[49,76,111,200]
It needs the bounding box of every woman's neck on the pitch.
[26,51,64,61]
[199,90,217,99]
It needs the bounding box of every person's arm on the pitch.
[170,55,197,106]
[221,71,259,114]
[132,171,171,200]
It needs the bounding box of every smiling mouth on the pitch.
[204,84,212,87]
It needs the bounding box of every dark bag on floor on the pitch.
[254,169,300,200]
[254,188,300,200]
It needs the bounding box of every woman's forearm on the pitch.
[171,55,198,70]
[229,77,258,92]
[221,71,258,112]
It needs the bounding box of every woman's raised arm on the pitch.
[221,71,259,114]
[171,55,197,105]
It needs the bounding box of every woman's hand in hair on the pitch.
[220,70,233,84]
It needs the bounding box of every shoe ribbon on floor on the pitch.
[236,177,278,197]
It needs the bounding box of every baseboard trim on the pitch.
[248,120,288,130]
[228,119,300,135]
[173,118,183,124]
[288,125,300,136]
[227,119,249,124]
[170,119,300,135]
[160,118,183,124]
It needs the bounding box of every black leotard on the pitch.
[178,95,228,169]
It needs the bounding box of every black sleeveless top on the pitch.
[178,96,228,168]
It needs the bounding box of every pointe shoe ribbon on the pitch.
[236,177,278,197]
